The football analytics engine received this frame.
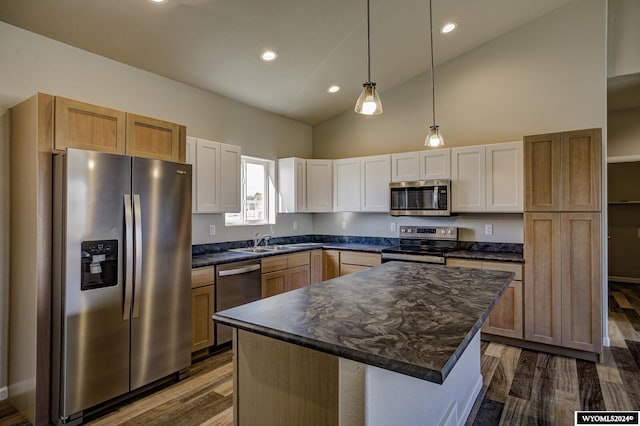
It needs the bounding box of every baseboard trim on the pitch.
[609,276,640,284]
[481,333,599,362]
[607,155,640,163]
[0,386,7,401]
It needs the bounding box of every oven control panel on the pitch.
[398,226,458,240]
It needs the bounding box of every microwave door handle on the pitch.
[123,194,133,321]
[432,187,438,209]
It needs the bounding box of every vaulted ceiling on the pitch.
[0,0,582,124]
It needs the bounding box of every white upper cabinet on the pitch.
[361,155,391,212]
[278,157,306,213]
[333,155,390,212]
[451,146,486,212]
[451,141,523,213]
[419,148,450,180]
[220,144,242,212]
[190,136,241,214]
[485,142,523,212]
[391,149,450,182]
[333,158,361,212]
[306,160,333,212]
[391,152,420,182]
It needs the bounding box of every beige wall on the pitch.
[313,0,607,158]
[608,107,640,158]
[0,21,313,394]
[312,0,607,244]
[608,0,640,78]
[0,112,9,398]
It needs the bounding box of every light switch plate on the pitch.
[484,224,493,235]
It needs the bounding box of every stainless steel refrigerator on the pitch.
[51,148,192,425]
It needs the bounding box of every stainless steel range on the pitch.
[381,226,458,264]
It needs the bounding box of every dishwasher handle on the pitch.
[218,264,261,277]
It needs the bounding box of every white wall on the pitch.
[608,107,640,158]
[608,0,640,78]
[0,21,313,393]
[0,112,9,399]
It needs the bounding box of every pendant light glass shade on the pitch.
[425,125,444,147]
[424,0,443,147]
[355,0,382,115]
[355,82,383,115]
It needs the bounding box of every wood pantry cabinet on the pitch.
[446,258,524,339]
[191,266,215,353]
[186,137,241,213]
[524,128,601,212]
[451,141,523,213]
[54,95,186,162]
[261,251,312,298]
[524,212,602,353]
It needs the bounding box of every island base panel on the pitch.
[235,329,339,426]
[234,330,482,426]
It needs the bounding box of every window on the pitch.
[225,156,275,225]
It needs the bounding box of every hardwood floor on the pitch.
[1,281,639,426]
[467,281,640,426]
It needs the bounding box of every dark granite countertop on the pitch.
[214,261,513,384]
[445,250,523,263]
[192,243,388,268]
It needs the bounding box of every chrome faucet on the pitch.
[253,233,272,248]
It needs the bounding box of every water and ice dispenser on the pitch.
[80,240,118,290]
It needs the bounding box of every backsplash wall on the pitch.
[312,213,524,243]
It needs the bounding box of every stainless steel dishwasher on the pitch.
[215,259,262,346]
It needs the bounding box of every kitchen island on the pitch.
[214,261,514,426]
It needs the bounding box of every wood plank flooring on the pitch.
[2,281,640,426]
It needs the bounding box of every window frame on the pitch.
[225,155,275,226]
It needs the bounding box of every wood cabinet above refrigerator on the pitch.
[53,95,186,162]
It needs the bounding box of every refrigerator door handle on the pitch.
[132,194,143,318]
[123,194,134,321]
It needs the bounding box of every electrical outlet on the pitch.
[390,222,397,232]
[293,221,298,230]
[484,224,493,235]
[209,224,216,236]
[341,221,347,230]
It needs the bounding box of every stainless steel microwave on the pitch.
[389,179,451,216]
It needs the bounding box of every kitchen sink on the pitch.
[229,247,277,253]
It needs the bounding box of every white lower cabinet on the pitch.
[187,136,241,213]
[451,141,522,213]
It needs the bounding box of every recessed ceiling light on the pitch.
[440,22,457,34]
[327,85,340,93]
[259,50,278,62]
[149,0,168,4]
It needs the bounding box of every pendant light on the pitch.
[355,0,383,115]
[425,0,443,147]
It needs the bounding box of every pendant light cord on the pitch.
[429,0,436,126]
[367,0,372,82]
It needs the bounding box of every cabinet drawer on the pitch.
[262,255,288,273]
[482,261,523,281]
[340,251,381,267]
[339,263,370,276]
[446,258,483,269]
[287,251,310,268]
[192,266,214,289]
